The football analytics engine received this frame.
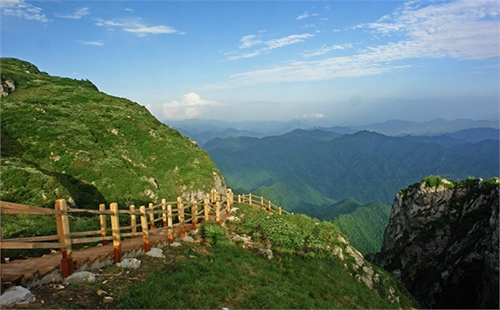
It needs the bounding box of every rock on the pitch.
[146,247,165,258]
[0,286,35,309]
[374,178,499,309]
[63,271,96,285]
[181,236,195,243]
[117,258,141,269]
[259,248,273,260]
[170,242,182,247]
[103,296,114,304]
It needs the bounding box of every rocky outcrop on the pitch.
[372,177,499,309]
[1,79,16,97]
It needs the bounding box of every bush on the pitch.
[202,222,228,246]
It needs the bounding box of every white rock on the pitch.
[181,236,195,243]
[146,247,165,258]
[0,286,35,308]
[63,271,96,285]
[117,258,141,269]
[259,248,273,260]
[170,242,182,247]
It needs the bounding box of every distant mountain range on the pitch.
[204,128,498,206]
[165,118,499,147]
[201,126,498,253]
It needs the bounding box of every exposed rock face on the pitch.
[372,177,499,309]
[1,79,16,97]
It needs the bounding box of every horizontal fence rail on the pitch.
[0,189,286,279]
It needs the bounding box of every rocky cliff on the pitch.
[371,176,499,308]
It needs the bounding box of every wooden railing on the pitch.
[237,193,291,215]
[0,189,286,278]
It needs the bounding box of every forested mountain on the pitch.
[206,129,498,207]
[205,128,498,253]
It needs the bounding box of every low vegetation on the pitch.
[1,58,223,212]
[112,204,418,309]
[1,58,224,257]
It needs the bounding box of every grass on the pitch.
[113,203,418,309]
[117,244,395,309]
[1,58,225,243]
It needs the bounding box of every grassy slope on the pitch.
[114,204,418,309]
[0,58,224,242]
[1,58,223,207]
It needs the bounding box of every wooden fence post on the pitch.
[204,198,210,222]
[0,228,6,264]
[215,201,221,225]
[99,204,108,245]
[227,188,233,215]
[249,193,252,206]
[130,205,137,233]
[178,197,185,238]
[268,200,272,213]
[167,204,173,244]
[279,207,282,215]
[110,203,121,263]
[140,206,150,252]
[238,194,241,204]
[211,189,217,204]
[191,200,198,230]
[149,203,155,230]
[161,199,167,227]
[260,196,264,210]
[55,199,73,278]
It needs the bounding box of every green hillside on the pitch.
[332,201,391,255]
[0,58,224,210]
[109,204,418,309]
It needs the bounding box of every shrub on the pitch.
[202,222,228,246]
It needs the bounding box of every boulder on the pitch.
[63,271,96,285]
[146,247,165,258]
[117,258,141,269]
[0,286,35,309]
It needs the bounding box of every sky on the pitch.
[1,0,499,126]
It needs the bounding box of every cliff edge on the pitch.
[371,176,499,309]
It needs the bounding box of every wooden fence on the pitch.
[0,189,287,278]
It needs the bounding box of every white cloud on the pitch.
[56,7,89,19]
[239,34,263,49]
[0,0,49,22]
[124,25,183,36]
[297,11,318,20]
[213,0,499,87]
[95,18,185,36]
[162,93,217,120]
[266,34,315,49]
[303,113,325,118]
[302,44,353,58]
[228,33,314,60]
[357,0,500,60]
[77,40,104,46]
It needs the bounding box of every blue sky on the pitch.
[1,0,499,125]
